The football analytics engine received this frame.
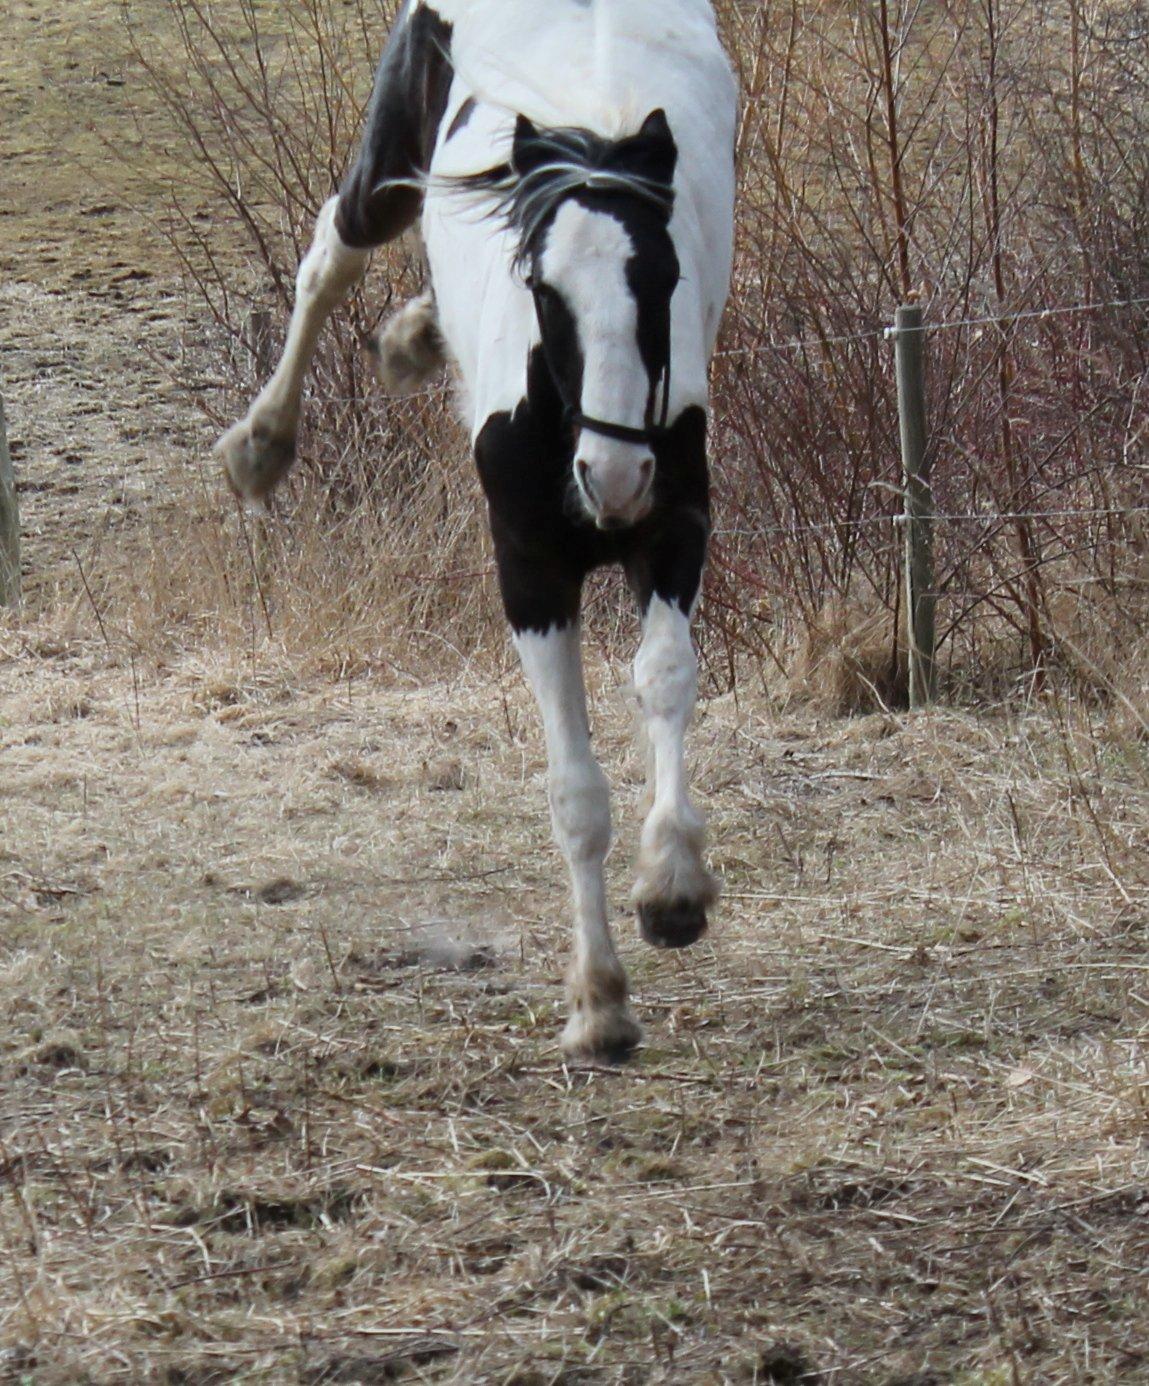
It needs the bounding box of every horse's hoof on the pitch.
[561,1005,642,1063]
[372,292,445,395]
[215,416,296,500]
[637,898,709,949]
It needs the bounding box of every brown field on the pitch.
[2,3,1147,1384]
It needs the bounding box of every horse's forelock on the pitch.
[436,121,675,271]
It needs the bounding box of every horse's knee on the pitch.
[297,197,371,307]
[549,760,611,868]
[634,601,697,724]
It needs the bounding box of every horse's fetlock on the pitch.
[561,974,641,1061]
[633,814,718,919]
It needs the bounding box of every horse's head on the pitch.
[510,111,680,529]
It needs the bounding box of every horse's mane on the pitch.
[438,124,676,271]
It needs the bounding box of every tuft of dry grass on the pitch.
[787,598,907,716]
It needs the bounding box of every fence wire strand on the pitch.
[717,294,1149,360]
[714,506,1149,541]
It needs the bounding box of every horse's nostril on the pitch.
[576,459,596,503]
[640,457,654,484]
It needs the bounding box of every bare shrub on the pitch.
[119,0,1147,699]
[712,0,1148,700]
[117,0,494,674]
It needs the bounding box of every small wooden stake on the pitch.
[0,388,20,607]
[892,303,935,706]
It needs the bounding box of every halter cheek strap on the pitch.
[529,268,672,448]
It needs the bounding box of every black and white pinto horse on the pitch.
[218,0,737,1060]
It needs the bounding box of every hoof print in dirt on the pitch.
[637,898,709,949]
[749,1342,821,1384]
[399,939,498,972]
[256,877,306,906]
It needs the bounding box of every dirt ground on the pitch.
[2,4,1148,1385]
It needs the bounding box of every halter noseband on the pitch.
[563,353,671,447]
[540,335,671,449]
[565,412,660,446]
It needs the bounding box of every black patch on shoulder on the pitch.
[336,4,454,248]
[474,347,586,634]
[474,349,709,634]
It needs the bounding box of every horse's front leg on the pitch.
[631,595,718,948]
[515,623,642,1060]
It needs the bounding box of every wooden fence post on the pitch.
[0,387,19,608]
[892,302,935,706]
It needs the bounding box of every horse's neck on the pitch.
[430,0,725,136]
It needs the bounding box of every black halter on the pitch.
[564,356,671,447]
[566,412,657,446]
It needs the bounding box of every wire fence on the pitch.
[307,294,1149,395]
[230,284,1146,700]
[714,505,1149,537]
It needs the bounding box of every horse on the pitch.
[217,0,737,1061]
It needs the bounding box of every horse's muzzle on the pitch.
[576,455,654,529]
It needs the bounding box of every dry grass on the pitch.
[787,600,907,717]
[2,637,1147,1383]
[3,2,1148,1382]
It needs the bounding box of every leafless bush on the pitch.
[713,0,1148,703]
[129,0,1147,701]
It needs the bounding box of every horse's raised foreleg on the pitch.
[217,197,371,499]
[631,595,718,948]
[516,624,642,1061]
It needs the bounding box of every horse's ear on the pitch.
[511,114,547,175]
[636,108,673,144]
[617,108,677,187]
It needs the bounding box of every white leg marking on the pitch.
[632,597,718,947]
[216,196,371,499]
[516,625,641,1059]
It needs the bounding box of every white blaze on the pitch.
[539,201,654,522]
